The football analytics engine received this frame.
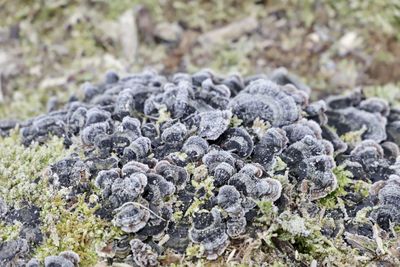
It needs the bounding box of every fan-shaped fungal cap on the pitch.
[350,140,384,169]
[282,135,328,167]
[172,72,192,83]
[138,203,172,236]
[189,208,230,260]
[198,110,232,140]
[85,155,119,173]
[182,136,209,160]
[269,67,311,94]
[85,107,111,126]
[48,156,86,188]
[120,116,142,138]
[217,185,243,215]
[228,172,282,201]
[145,173,176,202]
[141,122,159,141]
[144,81,193,119]
[220,127,254,158]
[82,82,100,100]
[67,106,87,132]
[192,69,214,85]
[370,204,400,230]
[322,140,335,156]
[298,155,337,200]
[239,163,263,177]
[114,90,135,119]
[0,238,28,263]
[326,90,362,109]
[229,79,300,126]
[44,256,75,267]
[202,78,231,98]
[388,107,400,122]
[305,100,328,125]
[81,121,112,146]
[253,127,288,170]
[105,70,119,84]
[123,136,152,161]
[370,176,400,229]
[202,149,236,172]
[130,239,159,266]
[94,168,120,197]
[122,161,150,176]
[59,251,80,266]
[226,215,247,238]
[359,97,390,116]
[321,125,348,154]
[381,141,400,160]
[155,160,188,188]
[376,176,400,206]
[161,122,187,145]
[214,162,236,187]
[326,107,387,142]
[387,121,400,146]
[26,258,40,267]
[109,173,148,207]
[283,119,322,143]
[112,202,151,233]
[352,139,384,156]
[281,84,309,107]
[222,74,244,96]
[258,178,283,201]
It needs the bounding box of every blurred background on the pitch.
[0,0,399,120]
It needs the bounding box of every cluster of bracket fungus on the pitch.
[2,68,400,266]
[26,251,80,267]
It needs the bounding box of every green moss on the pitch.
[230,115,243,127]
[191,176,215,198]
[35,194,122,266]
[273,157,287,173]
[0,131,122,265]
[340,126,367,147]
[172,210,183,222]
[353,180,370,198]
[156,105,171,124]
[0,221,22,242]
[0,131,69,204]
[363,83,400,107]
[257,200,274,215]
[256,200,277,226]
[185,163,196,175]
[185,244,204,259]
[184,197,204,217]
[318,165,353,209]
[333,165,353,194]
[270,262,286,267]
[174,152,188,161]
[252,118,270,138]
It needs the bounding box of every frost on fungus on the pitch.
[4,68,400,266]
